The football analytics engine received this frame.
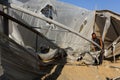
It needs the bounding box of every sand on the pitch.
[56,60,120,80]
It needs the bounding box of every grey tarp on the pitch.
[0,8,66,80]
[0,32,44,80]
[8,0,95,52]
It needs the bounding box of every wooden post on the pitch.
[112,43,116,63]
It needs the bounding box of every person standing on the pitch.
[92,33,103,51]
[91,33,104,65]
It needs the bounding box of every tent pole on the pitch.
[112,43,116,63]
[2,0,9,36]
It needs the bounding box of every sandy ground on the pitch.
[56,60,120,80]
[1,51,120,80]
[37,58,120,80]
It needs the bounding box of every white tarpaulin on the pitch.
[9,0,95,52]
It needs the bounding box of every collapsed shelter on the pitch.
[0,0,120,80]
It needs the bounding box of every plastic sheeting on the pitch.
[8,0,95,52]
[0,32,42,80]
[0,9,67,80]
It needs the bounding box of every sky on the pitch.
[59,0,120,14]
